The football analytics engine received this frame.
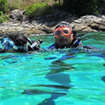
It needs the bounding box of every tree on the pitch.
[63,0,98,16]
[0,0,7,12]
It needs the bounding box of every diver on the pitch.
[0,33,43,53]
[48,21,92,50]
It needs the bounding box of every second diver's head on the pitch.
[53,22,75,48]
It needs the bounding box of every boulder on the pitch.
[71,15,105,32]
[40,25,52,33]
[10,9,26,22]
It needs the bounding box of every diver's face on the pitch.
[53,26,74,47]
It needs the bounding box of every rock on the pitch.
[70,15,105,32]
[74,19,82,23]
[10,9,26,22]
[71,23,91,32]
[0,21,47,36]
[102,15,105,19]
[82,27,97,32]
[1,11,105,35]
[88,21,105,31]
[74,24,87,31]
[40,25,52,33]
[89,23,99,29]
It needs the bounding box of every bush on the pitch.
[7,0,24,11]
[8,3,21,11]
[26,3,55,18]
[0,11,9,23]
[0,0,8,12]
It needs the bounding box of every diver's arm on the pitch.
[26,37,33,45]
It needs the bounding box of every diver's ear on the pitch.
[70,34,74,41]
[71,33,74,37]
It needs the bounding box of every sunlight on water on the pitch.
[0,33,105,105]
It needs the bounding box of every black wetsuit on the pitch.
[48,37,82,50]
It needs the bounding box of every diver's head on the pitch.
[53,22,75,48]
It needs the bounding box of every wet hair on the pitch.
[55,21,71,28]
[8,32,28,46]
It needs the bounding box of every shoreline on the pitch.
[1,10,105,36]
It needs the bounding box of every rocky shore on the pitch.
[0,9,105,36]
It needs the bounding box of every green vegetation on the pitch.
[0,0,8,12]
[7,0,55,10]
[0,0,9,23]
[0,11,9,23]
[26,3,58,18]
[0,0,105,23]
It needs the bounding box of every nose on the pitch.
[60,34,64,37]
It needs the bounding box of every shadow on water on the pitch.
[86,52,105,60]
[22,89,67,95]
[46,60,73,86]
[101,76,105,82]
[38,57,74,105]
[38,94,65,105]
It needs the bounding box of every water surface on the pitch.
[0,32,105,105]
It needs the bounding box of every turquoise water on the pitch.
[0,32,105,105]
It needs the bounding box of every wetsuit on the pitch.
[48,37,82,50]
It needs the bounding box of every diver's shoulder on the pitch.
[48,44,56,50]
